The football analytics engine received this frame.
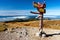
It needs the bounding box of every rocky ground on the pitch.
[0,20,60,40]
[0,27,60,40]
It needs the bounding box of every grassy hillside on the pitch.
[0,20,60,31]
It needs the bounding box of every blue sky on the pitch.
[0,0,60,16]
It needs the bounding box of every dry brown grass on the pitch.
[0,20,60,31]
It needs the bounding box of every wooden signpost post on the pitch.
[30,0,46,37]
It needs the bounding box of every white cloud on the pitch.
[44,9,60,15]
[0,10,34,16]
[0,9,60,16]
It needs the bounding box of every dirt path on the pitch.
[0,27,60,40]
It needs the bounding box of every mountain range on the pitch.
[0,15,60,22]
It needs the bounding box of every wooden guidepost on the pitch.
[39,14,43,32]
[30,0,46,37]
[30,11,44,37]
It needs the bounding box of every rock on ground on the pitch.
[0,27,60,40]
